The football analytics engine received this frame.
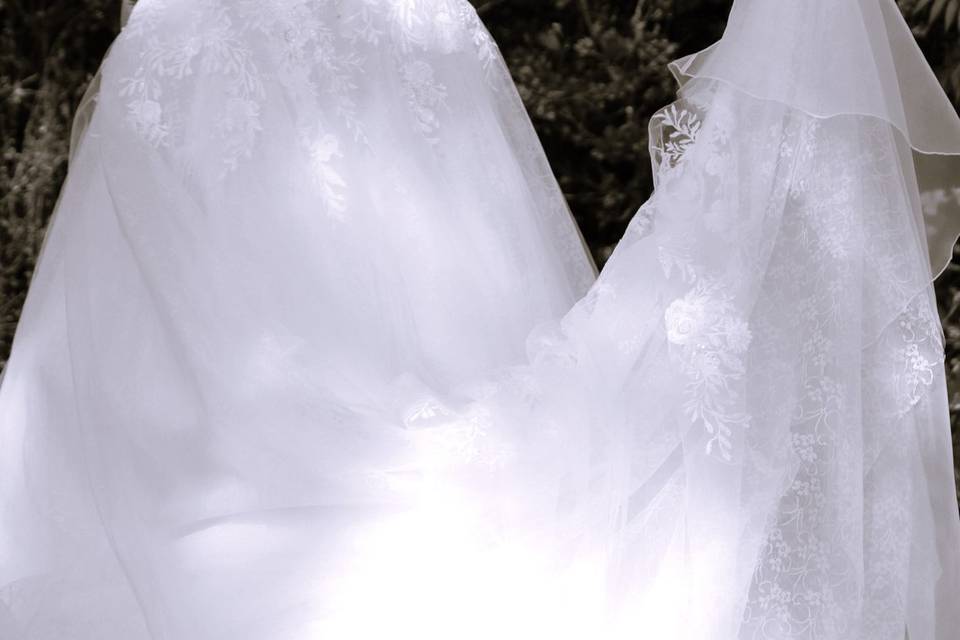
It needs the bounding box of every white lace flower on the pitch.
[127,99,168,146]
[664,295,708,346]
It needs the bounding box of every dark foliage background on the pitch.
[1,0,958,501]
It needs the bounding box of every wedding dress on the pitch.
[0,1,594,638]
[3,0,960,639]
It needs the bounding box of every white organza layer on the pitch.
[671,0,960,276]
[0,1,594,637]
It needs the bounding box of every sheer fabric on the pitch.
[394,3,960,639]
[339,84,960,640]
[2,0,959,638]
[0,1,593,637]
[446,83,960,639]
[325,2,960,639]
[671,0,960,276]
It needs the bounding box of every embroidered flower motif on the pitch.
[310,133,348,216]
[665,282,752,462]
[126,98,168,146]
[120,0,265,171]
[895,297,943,414]
[903,344,936,400]
[664,295,708,347]
[652,104,702,170]
[118,0,488,174]
[648,91,750,463]
[400,60,448,141]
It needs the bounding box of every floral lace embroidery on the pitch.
[400,60,448,142]
[651,104,702,173]
[735,98,950,636]
[652,96,752,462]
[118,0,496,183]
[664,281,752,461]
[895,295,943,415]
[120,2,266,171]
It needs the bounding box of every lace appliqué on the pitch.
[121,2,265,172]
[664,282,752,461]
[118,0,495,182]
[399,60,448,142]
[651,104,702,173]
[652,97,751,462]
[895,296,943,415]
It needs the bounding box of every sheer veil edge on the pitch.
[666,0,960,278]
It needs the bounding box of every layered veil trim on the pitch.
[670,0,960,277]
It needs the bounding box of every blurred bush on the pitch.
[1,0,958,499]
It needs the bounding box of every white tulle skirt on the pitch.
[0,1,594,637]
